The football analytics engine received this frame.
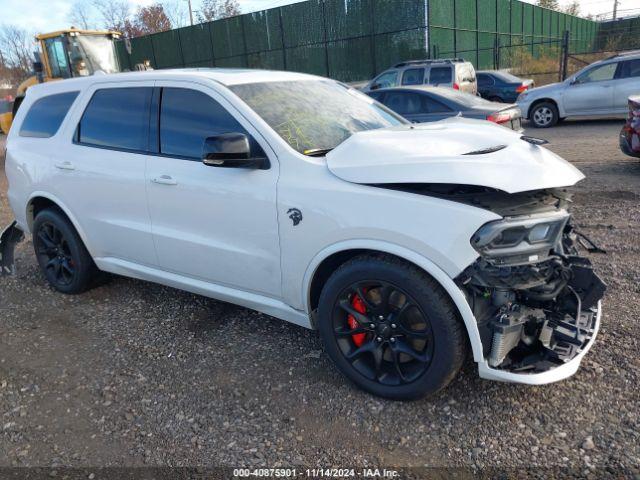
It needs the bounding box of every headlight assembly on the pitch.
[471,211,570,266]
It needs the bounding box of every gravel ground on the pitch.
[0,119,639,477]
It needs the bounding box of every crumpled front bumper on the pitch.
[477,300,602,385]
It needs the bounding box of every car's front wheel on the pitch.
[33,208,99,294]
[530,101,558,128]
[317,254,467,400]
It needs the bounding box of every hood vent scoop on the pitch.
[463,145,508,155]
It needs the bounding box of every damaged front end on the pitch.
[456,189,606,376]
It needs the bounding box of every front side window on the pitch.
[401,68,425,86]
[620,59,640,79]
[372,71,399,89]
[19,91,79,138]
[428,67,452,85]
[77,87,152,151]
[576,63,617,84]
[159,88,259,160]
[230,80,406,154]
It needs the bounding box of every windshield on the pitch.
[69,35,119,75]
[229,80,407,154]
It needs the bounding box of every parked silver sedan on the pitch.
[518,50,640,128]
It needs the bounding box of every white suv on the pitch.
[2,69,605,399]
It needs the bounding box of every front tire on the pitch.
[317,254,467,400]
[33,208,98,294]
[530,101,558,128]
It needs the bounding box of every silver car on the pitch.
[518,50,640,128]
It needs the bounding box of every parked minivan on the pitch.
[363,59,478,95]
[2,69,605,400]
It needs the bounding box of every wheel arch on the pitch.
[26,192,93,254]
[303,240,484,362]
[528,97,560,119]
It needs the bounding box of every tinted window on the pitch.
[19,91,79,138]
[620,59,640,78]
[492,71,524,83]
[402,68,425,86]
[78,87,152,151]
[383,92,426,115]
[477,74,494,87]
[428,67,452,85]
[160,88,257,159]
[423,95,452,113]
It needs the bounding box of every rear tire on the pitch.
[33,208,99,294]
[530,101,558,128]
[317,254,467,400]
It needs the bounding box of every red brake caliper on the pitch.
[348,292,367,347]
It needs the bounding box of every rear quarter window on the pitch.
[19,91,79,138]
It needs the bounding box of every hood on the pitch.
[522,81,564,98]
[326,117,584,194]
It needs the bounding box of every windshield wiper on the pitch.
[303,148,334,157]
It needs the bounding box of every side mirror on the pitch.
[370,83,381,91]
[202,133,268,169]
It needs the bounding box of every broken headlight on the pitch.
[471,211,570,266]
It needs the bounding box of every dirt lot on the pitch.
[1,120,639,476]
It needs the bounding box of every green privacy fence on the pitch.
[116,0,597,82]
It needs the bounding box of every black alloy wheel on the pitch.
[35,221,76,287]
[318,255,467,400]
[332,281,434,386]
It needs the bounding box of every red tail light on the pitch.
[453,83,460,90]
[487,112,511,124]
[515,83,528,93]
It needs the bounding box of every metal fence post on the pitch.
[560,29,569,81]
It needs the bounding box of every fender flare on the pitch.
[25,191,94,256]
[302,239,484,362]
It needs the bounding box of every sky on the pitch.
[0,0,637,34]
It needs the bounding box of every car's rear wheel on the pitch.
[33,208,99,294]
[530,101,558,128]
[317,254,467,400]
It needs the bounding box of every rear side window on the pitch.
[382,92,425,115]
[428,67,452,85]
[401,68,425,86]
[620,59,640,78]
[77,87,152,151]
[160,87,260,160]
[477,74,494,86]
[19,91,78,138]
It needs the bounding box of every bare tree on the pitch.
[537,0,560,10]
[135,4,172,34]
[196,0,241,23]
[69,1,95,30]
[0,25,34,83]
[93,0,131,32]
[163,0,190,28]
[562,1,580,17]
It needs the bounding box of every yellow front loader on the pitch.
[1,28,121,134]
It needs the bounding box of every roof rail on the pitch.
[393,58,467,68]
[604,49,640,60]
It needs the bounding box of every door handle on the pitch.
[152,175,178,186]
[54,161,75,171]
